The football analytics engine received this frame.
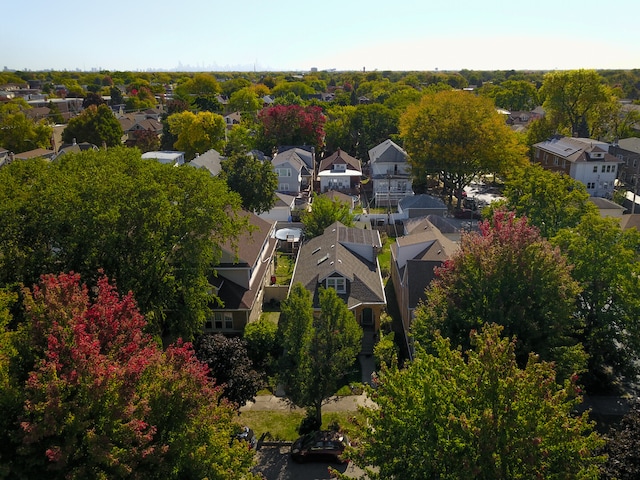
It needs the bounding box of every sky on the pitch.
[5,0,640,72]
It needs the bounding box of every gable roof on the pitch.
[318,148,361,173]
[272,149,312,175]
[398,194,446,210]
[322,190,353,205]
[189,149,224,176]
[618,137,640,154]
[277,146,315,170]
[292,221,385,309]
[368,139,407,164]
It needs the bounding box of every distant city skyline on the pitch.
[5,0,640,73]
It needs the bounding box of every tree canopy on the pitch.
[400,90,527,206]
[0,101,53,153]
[499,163,597,238]
[0,147,246,342]
[412,210,584,376]
[194,333,263,407]
[301,194,354,239]
[552,213,640,392]
[0,272,257,480]
[342,324,604,480]
[220,153,278,214]
[167,110,226,160]
[257,104,326,155]
[62,103,123,147]
[277,284,362,426]
[539,69,614,138]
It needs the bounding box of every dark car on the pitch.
[235,426,257,450]
[290,430,350,464]
[453,207,482,220]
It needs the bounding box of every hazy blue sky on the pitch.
[5,0,639,72]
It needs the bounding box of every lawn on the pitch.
[274,252,295,285]
[236,410,362,442]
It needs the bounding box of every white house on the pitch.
[368,139,413,207]
[532,136,622,198]
[141,150,185,167]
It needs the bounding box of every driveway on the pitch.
[253,445,368,480]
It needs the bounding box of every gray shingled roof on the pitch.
[368,139,407,164]
[291,221,385,309]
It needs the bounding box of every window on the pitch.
[326,277,346,293]
[279,183,289,191]
[562,159,566,168]
[593,166,598,173]
[214,312,223,329]
[606,165,611,173]
[224,313,233,330]
[543,152,548,164]
[612,165,616,173]
[587,182,594,189]
[276,168,292,177]
[553,157,559,166]
[602,165,606,173]
[333,164,346,172]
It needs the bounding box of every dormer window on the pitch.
[333,163,346,172]
[326,276,346,293]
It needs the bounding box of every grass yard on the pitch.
[236,410,362,442]
[274,252,295,285]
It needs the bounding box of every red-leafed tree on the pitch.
[257,104,326,154]
[4,272,257,480]
[412,210,585,379]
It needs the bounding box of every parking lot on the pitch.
[253,445,368,480]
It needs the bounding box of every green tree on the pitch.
[224,124,257,157]
[342,324,604,480]
[500,163,597,238]
[0,101,53,153]
[220,153,278,214]
[479,79,539,111]
[324,105,357,154]
[167,110,226,160]
[2,273,257,480]
[174,73,221,100]
[539,69,614,138]
[271,81,315,99]
[243,317,279,376]
[228,87,261,114]
[301,194,354,239]
[0,147,245,342]
[278,284,362,426]
[552,214,640,392]
[62,103,123,147]
[350,104,399,160]
[412,210,584,374]
[400,90,527,207]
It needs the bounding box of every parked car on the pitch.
[235,426,257,450]
[290,430,350,464]
[453,207,482,220]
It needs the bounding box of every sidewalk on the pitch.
[240,393,375,413]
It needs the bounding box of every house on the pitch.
[141,150,185,166]
[224,111,242,129]
[0,148,11,168]
[620,214,640,232]
[272,148,314,195]
[397,194,447,219]
[13,148,56,161]
[588,197,626,219]
[368,139,413,207]
[258,192,297,222]
[322,190,357,210]
[390,217,458,356]
[532,135,623,198]
[610,137,640,186]
[189,149,224,176]
[54,141,99,159]
[205,212,277,333]
[317,148,362,194]
[290,221,386,354]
